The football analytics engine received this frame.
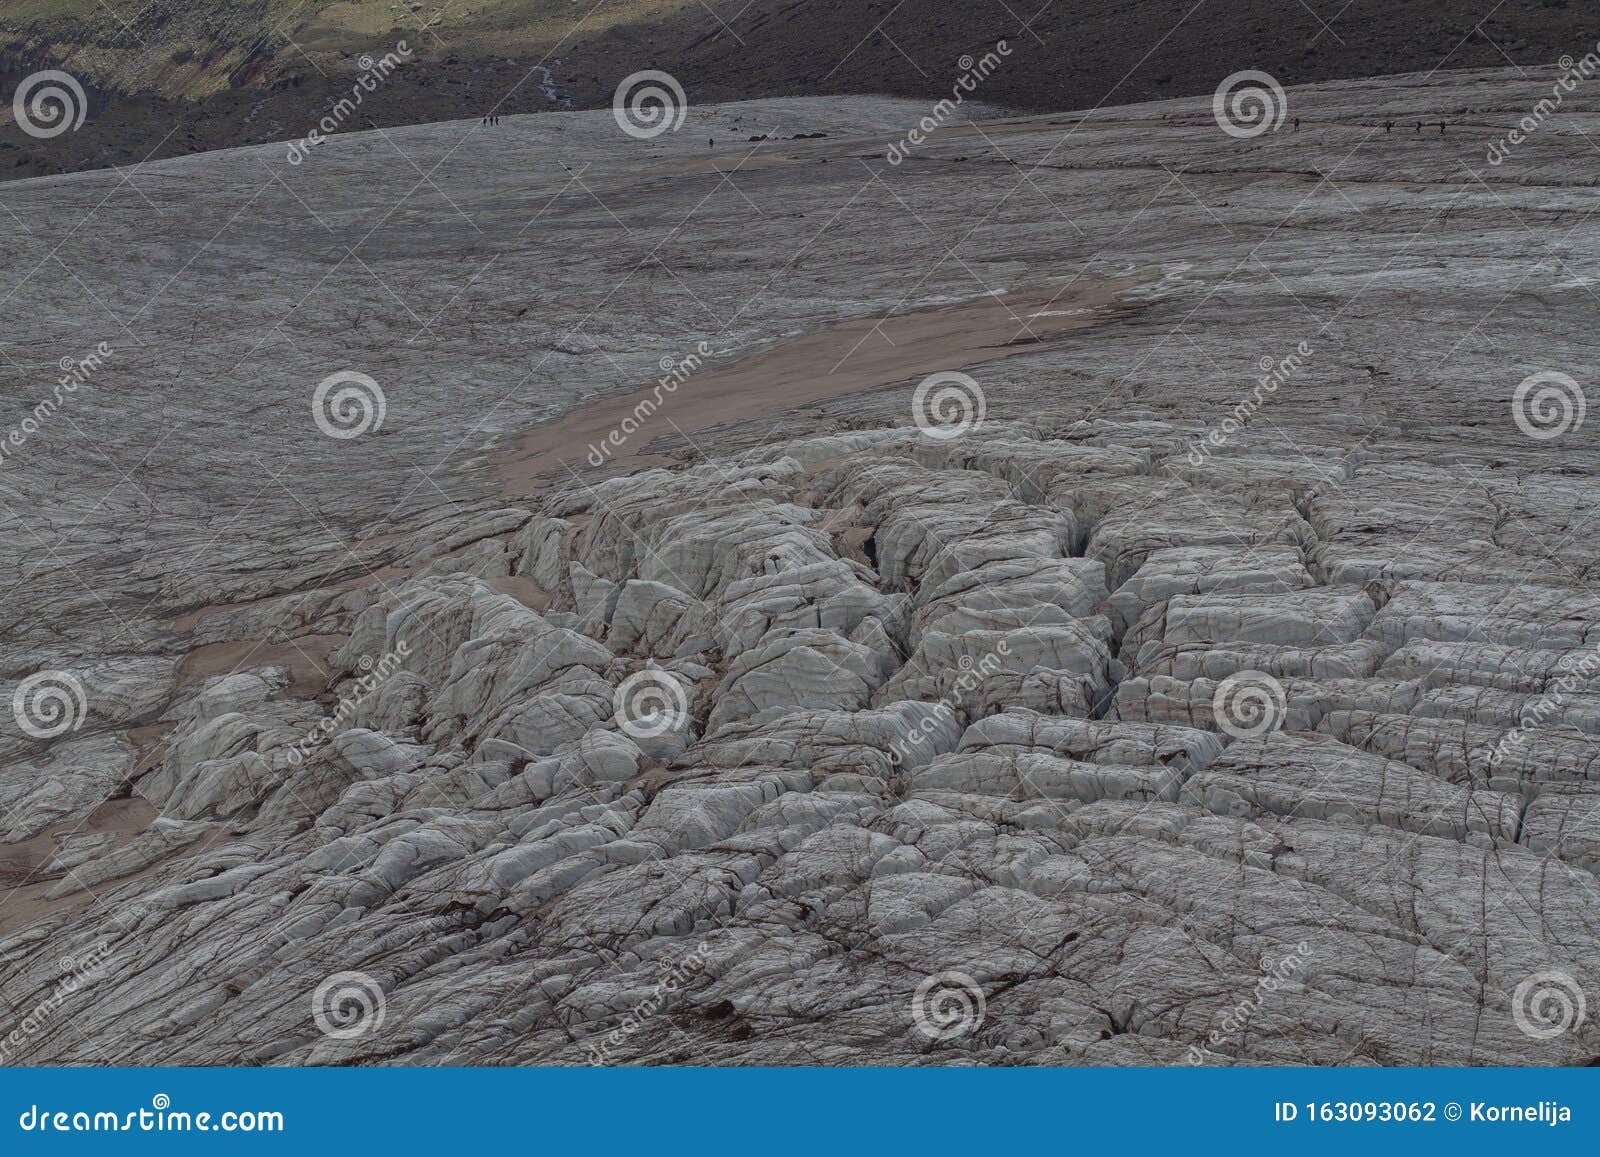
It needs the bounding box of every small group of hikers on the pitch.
[481,114,502,126]
[1289,118,1449,134]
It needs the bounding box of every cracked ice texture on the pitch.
[3,70,1600,1066]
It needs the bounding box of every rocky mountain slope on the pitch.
[2,0,1595,178]
[1,69,1599,1063]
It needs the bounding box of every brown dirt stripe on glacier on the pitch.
[495,279,1140,493]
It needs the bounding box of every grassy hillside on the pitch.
[0,1,688,100]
